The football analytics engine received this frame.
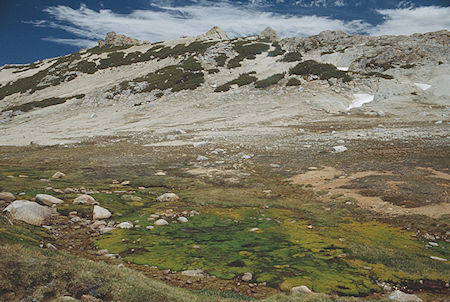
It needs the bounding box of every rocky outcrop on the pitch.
[259,27,280,42]
[388,290,423,302]
[4,200,52,225]
[291,285,313,295]
[73,194,97,205]
[98,32,142,47]
[197,26,230,41]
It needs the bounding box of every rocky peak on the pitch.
[259,27,280,42]
[98,32,142,47]
[199,26,230,41]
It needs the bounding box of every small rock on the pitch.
[146,225,154,230]
[430,256,447,262]
[154,219,169,226]
[197,155,209,161]
[242,272,253,282]
[96,249,109,255]
[193,142,208,148]
[249,228,260,232]
[35,194,64,206]
[428,242,439,247]
[177,216,188,223]
[46,243,57,250]
[291,285,313,295]
[73,194,97,205]
[156,193,180,202]
[0,192,16,202]
[51,171,66,179]
[181,269,208,277]
[117,221,133,229]
[64,188,76,194]
[93,205,112,220]
[121,180,130,186]
[155,171,166,176]
[332,145,348,153]
[388,290,423,302]
[176,128,186,134]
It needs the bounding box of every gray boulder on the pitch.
[0,192,16,202]
[291,285,313,295]
[388,290,423,302]
[73,194,97,205]
[156,193,180,202]
[35,194,64,206]
[4,200,52,225]
[93,205,112,220]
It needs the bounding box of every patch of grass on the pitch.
[289,60,352,82]
[214,73,257,92]
[255,73,285,89]
[280,52,303,62]
[2,94,85,113]
[286,78,302,86]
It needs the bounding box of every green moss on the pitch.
[289,60,352,82]
[255,73,285,89]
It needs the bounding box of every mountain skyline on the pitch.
[1,0,449,66]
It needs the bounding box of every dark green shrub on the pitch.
[214,73,257,92]
[208,68,220,74]
[280,52,303,62]
[289,60,352,82]
[255,73,285,88]
[181,57,202,72]
[227,41,270,68]
[215,54,228,67]
[286,78,302,86]
[364,72,394,79]
[2,94,84,113]
[320,50,334,55]
[268,42,285,57]
[400,64,416,69]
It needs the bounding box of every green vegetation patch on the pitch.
[116,57,205,94]
[289,60,352,82]
[2,94,85,113]
[227,41,270,68]
[280,52,303,62]
[255,73,285,89]
[268,42,286,57]
[215,54,228,67]
[96,207,448,296]
[286,78,302,86]
[214,73,257,92]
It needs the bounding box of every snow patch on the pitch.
[337,67,349,71]
[414,83,432,91]
[347,94,374,110]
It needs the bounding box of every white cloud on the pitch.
[42,37,98,48]
[31,2,450,48]
[368,6,450,36]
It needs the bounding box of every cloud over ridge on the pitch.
[29,1,450,48]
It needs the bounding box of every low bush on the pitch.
[280,52,303,62]
[286,78,302,86]
[289,60,352,82]
[255,73,285,88]
[214,73,257,92]
[2,94,85,113]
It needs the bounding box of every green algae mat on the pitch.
[96,207,450,296]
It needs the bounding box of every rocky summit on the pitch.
[0,26,448,302]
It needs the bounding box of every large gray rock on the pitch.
[154,219,169,226]
[35,194,64,206]
[291,285,313,295]
[241,272,253,282]
[4,200,52,225]
[93,205,112,220]
[156,193,180,202]
[52,171,66,179]
[73,194,97,205]
[388,290,423,302]
[199,26,230,41]
[0,192,16,202]
[99,32,142,47]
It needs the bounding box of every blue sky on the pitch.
[1,0,449,66]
